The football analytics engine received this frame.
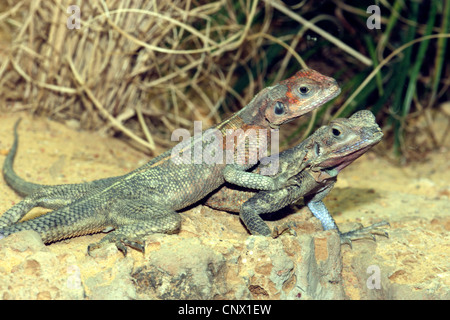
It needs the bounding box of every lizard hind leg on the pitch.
[88,200,182,255]
[0,182,104,228]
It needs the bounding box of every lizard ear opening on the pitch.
[314,142,321,156]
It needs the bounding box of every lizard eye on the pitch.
[331,127,341,137]
[274,101,285,115]
[299,85,311,95]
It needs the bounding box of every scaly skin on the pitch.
[0,69,340,254]
[205,110,389,246]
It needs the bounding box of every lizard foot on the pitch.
[271,222,298,238]
[339,221,390,248]
[88,233,145,256]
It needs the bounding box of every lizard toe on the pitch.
[271,221,298,238]
[87,242,103,256]
[122,238,145,253]
[339,220,390,248]
[87,233,145,256]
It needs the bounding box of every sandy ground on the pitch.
[0,112,448,299]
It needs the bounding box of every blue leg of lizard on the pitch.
[307,200,338,231]
[307,200,389,247]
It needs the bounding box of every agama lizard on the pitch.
[204,110,389,245]
[0,69,340,254]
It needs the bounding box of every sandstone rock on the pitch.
[129,230,344,300]
[0,230,85,299]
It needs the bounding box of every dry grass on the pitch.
[0,0,267,151]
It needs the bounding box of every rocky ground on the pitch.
[0,112,448,299]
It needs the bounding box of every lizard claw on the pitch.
[339,221,390,248]
[271,221,298,238]
[88,233,145,256]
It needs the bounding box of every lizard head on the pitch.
[263,69,341,128]
[308,110,383,174]
[237,69,340,129]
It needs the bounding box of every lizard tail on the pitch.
[2,118,49,196]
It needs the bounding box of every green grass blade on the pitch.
[391,1,419,156]
[402,1,437,118]
[428,0,450,108]
[364,35,384,96]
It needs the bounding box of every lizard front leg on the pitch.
[222,150,309,191]
[239,185,305,237]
